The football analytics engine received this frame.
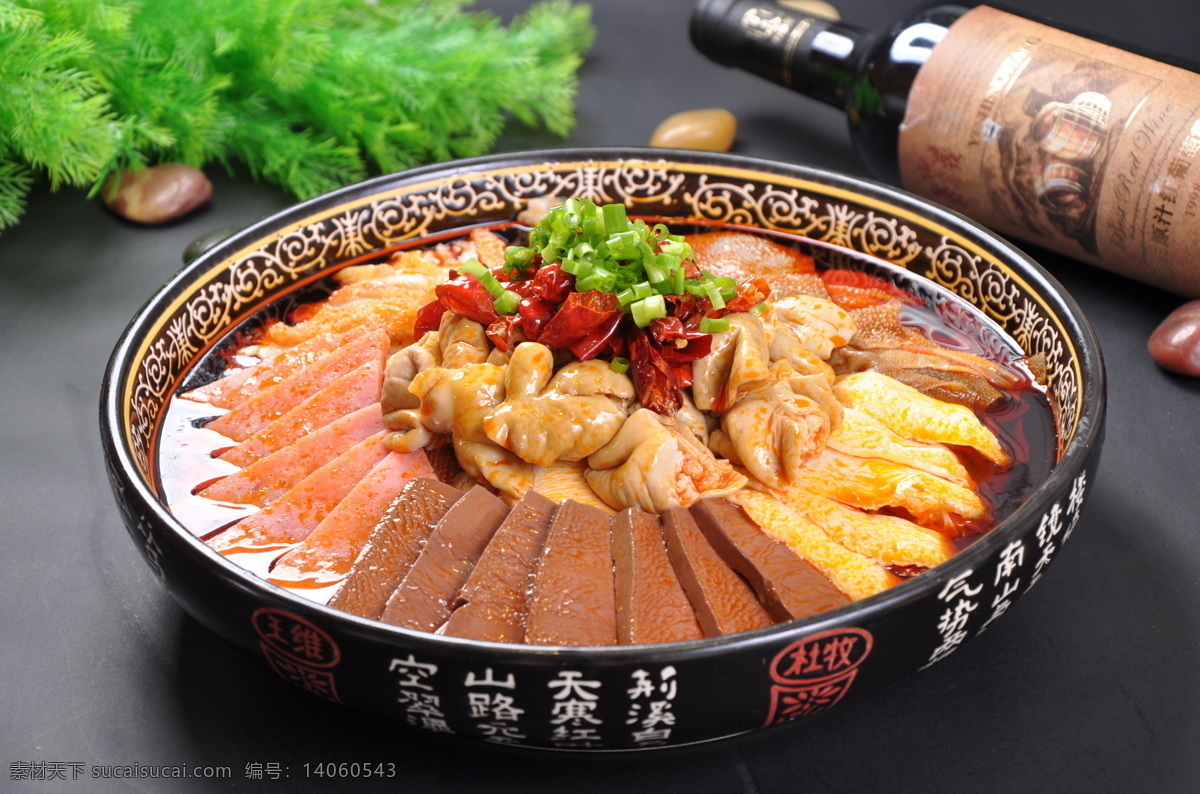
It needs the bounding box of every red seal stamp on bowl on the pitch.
[765,627,873,725]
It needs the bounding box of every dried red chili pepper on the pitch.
[517,296,557,341]
[648,316,713,364]
[665,293,705,326]
[530,262,575,304]
[568,312,625,361]
[413,298,447,338]
[486,315,521,352]
[724,276,772,314]
[536,290,621,350]
[629,331,683,415]
[435,274,499,325]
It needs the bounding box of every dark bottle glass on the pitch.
[689,0,970,184]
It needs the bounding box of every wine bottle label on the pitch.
[899,6,1200,295]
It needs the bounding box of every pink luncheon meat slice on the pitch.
[217,357,384,468]
[267,452,435,589]
[205,329,388,442]
[207,432,391,554]
[199,403,386,507]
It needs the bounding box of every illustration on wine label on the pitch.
[899,7,1200,293]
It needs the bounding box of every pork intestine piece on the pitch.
[691,299,853,415]
[765,320,843,429]
[708,361,832,489]
[585,408,746,513]
[769,295,856,359]
[381,312,491,420]
[483,343,636,467]
[384,362,532,499]
[691,313,772,413]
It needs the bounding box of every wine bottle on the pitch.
[690,0,1200,297]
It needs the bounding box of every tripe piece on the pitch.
[328,478,465,620]
[833,370,1011,466]
[662,507,773,637]
[525,500,618,647]
[611,508,703,645]
[442,490,558,643]
[689,498,850,622]
[379,486,510,632]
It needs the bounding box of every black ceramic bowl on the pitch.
[100,148,1105,750]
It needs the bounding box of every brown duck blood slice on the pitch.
[378,486,510,632]
[328,479,465,620]
[183,329,362,409]
[1148,299,1200,376]
[661,508,774,637]
[199,403,386,507]
[217,356,384,467]
[689,498,850,622]
[207,431,392,553]
[205,329,388,442]
[611,508,703,645]
[266,451,435,589]
[442,491,558,643]
[526,500,618,647]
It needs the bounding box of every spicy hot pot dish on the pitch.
[101,149,1104,750]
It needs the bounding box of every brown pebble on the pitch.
[1149,299,1200,376]
[650,109,737,152]
[103,163,213,224]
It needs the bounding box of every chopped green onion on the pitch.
[655,253,681,273]
[714,276,738,301]
[459,258,488,280]
[577,265,616,293]
[504,246,534,270]
[606,230,640,259]
[750,303,768,315]
[669,266,686,295]
[659,239,688,258]
[609,356,631,374]
[704,282,727,310]
[644,261,668,284]
[699,317,730,334]
[631,294,667,327]
[494,290,521,315]
[510,198,704,321]
[475,271,503,297]
[603,203,630,235]
[459,258,514,302]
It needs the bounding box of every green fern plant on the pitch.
[0,0,593,231]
